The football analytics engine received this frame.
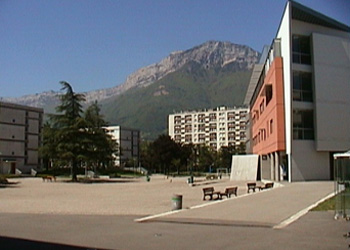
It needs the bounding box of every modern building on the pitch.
[245,1,350,181]
[105,126,140,167]
[0,101,43,174]
[168,106,248,151]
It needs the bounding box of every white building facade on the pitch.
[168,106,248,151]
[105,126,140,167]
[245,1,350,181]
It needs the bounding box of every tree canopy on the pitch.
[40,81,117,181]
[139,134,245,175]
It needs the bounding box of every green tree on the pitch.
[39,121,58,171]
[218,145,236,170]
[41,82,120,180]
[197,145,217,172]
[50,81,86,181]
[139,141,154,172]
[151,134,181,174]
[84,101,118,169]
[218,144,246,170]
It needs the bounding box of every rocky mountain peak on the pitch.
[122,41,259,90]
[1,41,259,111]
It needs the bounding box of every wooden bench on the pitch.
[258,182,274,191]
[247,182,256,193]
[220,187,238,199]
[202,187,220,200]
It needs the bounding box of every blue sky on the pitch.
[1,0,349,98]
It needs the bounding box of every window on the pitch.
[293,71,313,102]
[198,134,205,142]
[198,124,205,132]
[270,119,273,134]
[185,125,192,133]
[209,113,217,121]
[174,116,181,124]
[292,35,311,65]
[260,101,265,114]
[185,115,192,123]
[293,110,314,140]
[209,124,217,132]
[198,114,205,123]
[265,85,273,105]
[185,135,192,142]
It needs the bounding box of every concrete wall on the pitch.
[230,155,259,181]
[260,155,271,180]
[0,102,43,173]
[291,140,330,181]
[27,135,39,149]
[0,107,25,124]
[27,151,39,165]
[276,2,293,181]
[312,33,350,151]
[28,119,40,134]
[0,141,24,157]
[0,124,25,140]
[277,2,292,158]
[286,10,350,181]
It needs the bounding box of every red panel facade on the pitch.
[251,57,286,155]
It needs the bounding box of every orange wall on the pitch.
[251,57,285,155]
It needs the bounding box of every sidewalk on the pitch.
[138,181,335,228]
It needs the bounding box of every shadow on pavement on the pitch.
[0,236,108,250]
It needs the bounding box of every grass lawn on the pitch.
[312,195,336,211]
[312,190,350,211]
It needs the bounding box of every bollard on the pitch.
[171,194,182,210]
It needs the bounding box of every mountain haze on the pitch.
[2,41,260,139]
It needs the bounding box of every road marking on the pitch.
[273,192,336,229]
[134,190,266,223]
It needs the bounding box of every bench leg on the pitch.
[248,188,255,193]
[203,194,212,200]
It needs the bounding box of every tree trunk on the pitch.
[72,160,78,182]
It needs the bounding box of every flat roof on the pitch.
[0,101,43,113]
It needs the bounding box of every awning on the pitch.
[334,151,350,159]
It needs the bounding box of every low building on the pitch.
[168,106,248,151]
[245,1,350,181]
[105,126,140,167]
[0,101,43,174]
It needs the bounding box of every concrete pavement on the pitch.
[0,178,349,249]
[139,182,336,229]
[0,211,348,249]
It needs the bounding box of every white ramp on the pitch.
[230,154,259,181]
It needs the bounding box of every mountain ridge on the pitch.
[100,59,255,139]
[1,41,259,112]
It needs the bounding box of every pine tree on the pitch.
[50,81,86,181]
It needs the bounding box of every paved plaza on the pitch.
[0,176,349,249]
